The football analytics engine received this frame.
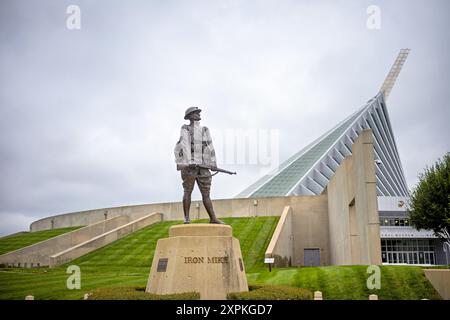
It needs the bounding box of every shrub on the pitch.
[88,287,200,300]
[228,285,312,300]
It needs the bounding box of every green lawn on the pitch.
[0,217,442,300]
[247,265,441,300]
[0,227,82,255]
[0,217,279,299]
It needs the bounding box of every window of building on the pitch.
[379,217,411,227]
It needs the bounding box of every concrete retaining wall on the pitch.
[424,269,450,300]
[0,215,130,267]
[265,206,293,267]
[49,212,162,267]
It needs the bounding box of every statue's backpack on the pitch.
[174,125,216,169]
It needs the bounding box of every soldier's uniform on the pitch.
[174,117,217,196]
[175,106,224,225]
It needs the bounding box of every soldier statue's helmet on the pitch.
[184,106,202,120]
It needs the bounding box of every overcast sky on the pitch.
[0,0,449,236]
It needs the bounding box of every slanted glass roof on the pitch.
[249,105,369,197]
[237,92,409,198]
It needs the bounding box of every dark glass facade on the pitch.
[381,239,437,265]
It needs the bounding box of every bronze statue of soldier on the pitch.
[174,107,235,224]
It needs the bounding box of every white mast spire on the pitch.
[380,48,411,100]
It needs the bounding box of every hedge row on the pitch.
[88,285,312,300]
[88,287,200,300]
[228,285,312,300]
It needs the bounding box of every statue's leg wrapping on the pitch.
[198,169,224,224]
[183,191,192,223]
[181,168,196,224]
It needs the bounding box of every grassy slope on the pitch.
[0,217,441,300]
[0,227,82,255]
[0,217,278,299]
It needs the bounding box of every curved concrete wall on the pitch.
[27,194,331,267]
[30,204,155,232]
[30,196,318,232]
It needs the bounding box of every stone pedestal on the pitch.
[145,224,248,300]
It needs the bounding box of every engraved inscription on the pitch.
[208,256,228,264]
[184,257,204,264]
[183,256,229,264]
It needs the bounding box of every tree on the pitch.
[409,153,450,247]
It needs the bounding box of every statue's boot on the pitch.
[183,192,191,224]
[203,198,224,224]
[210,218,225,224]
[184,214,191,224]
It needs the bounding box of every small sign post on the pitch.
[264,257,275,272]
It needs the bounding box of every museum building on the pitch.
[236,49,447,266]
